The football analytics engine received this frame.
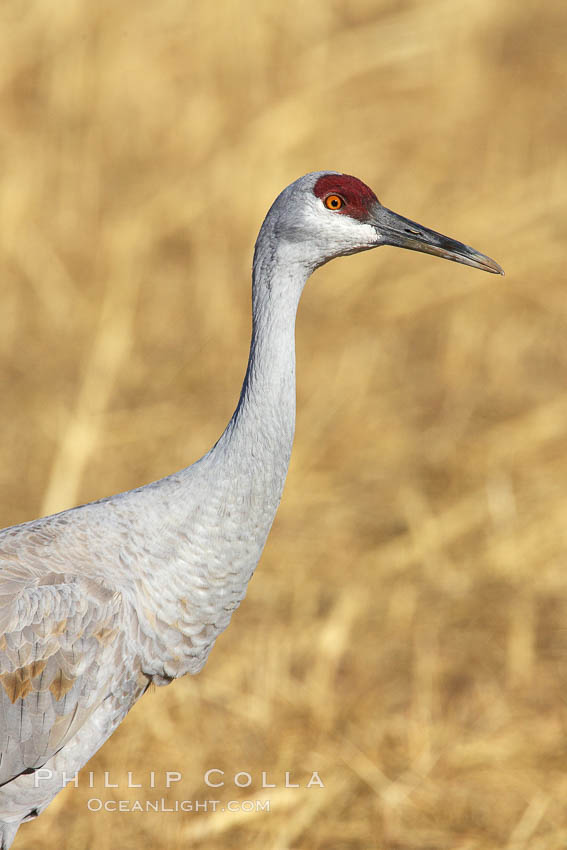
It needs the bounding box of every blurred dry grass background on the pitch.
[1,0,566,847]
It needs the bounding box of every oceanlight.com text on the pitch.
[87,798,270,813]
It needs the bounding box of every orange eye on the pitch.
[324,194,344,211]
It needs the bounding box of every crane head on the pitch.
[262,172,503,276]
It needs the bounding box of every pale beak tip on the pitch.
[488,259,505,276]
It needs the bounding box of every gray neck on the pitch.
[132,228,310,678]
[218,240,307,474]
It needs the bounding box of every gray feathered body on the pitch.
[0,176,309,842]
[0,432,291,825]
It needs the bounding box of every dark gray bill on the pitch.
[372,204,504,275]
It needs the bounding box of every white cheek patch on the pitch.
[356,222,379,246]
[330,217,377,250]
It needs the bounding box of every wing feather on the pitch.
[0,560,127,787]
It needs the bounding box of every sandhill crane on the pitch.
[0,172,503,848]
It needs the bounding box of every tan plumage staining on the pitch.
[94,626,118,644]
[0,660,47,704]
[48,669,76,701]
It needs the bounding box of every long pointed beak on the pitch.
[372,203,504,275]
